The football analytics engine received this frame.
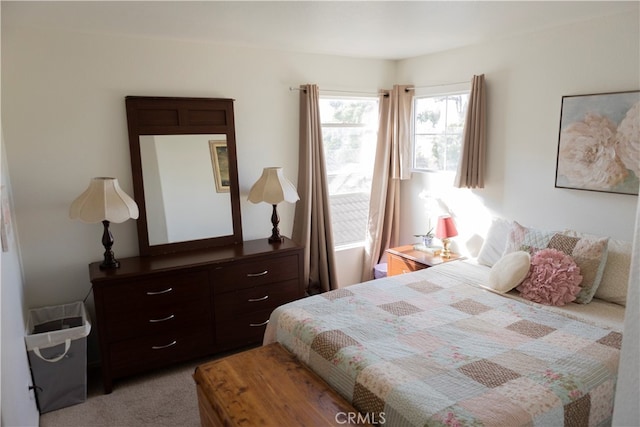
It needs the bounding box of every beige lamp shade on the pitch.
[248,167,299,205]
[69,177,139,224]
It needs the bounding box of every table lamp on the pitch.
[436,215,458,259]
[248,167,299,243]
[70,177,139,269]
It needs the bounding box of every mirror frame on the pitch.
[125,96,243,256]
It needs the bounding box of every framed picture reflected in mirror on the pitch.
[209,141,230,193]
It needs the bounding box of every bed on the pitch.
[263,223,630,426]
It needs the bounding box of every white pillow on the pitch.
[487,251,531,293]
[477,218,512,267]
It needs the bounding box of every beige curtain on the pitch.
[292,84,338,294]
[454,74,487,189]
[361,85,414,281]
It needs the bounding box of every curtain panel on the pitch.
[361,85,414,281]
[292,84,338,294]
[454,74,487,189]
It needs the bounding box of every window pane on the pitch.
[321,97,378,247]
[320,99,378,125]
[446,95,468,130]
[415,97,446,133]
[323,127,376,193]
[413,92,469,172]
[414,134,446,170]
[444,136,462,172]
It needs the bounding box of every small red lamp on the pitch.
[436,215,458,259]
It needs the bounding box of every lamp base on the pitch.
[442,238,452,259]
[99,220,120,269]
[268,204,283,244]
[99,257,120,270]
[268,235,284,244]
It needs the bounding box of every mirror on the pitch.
[126,96,242,256]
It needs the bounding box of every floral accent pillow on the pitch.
[516,248,583,306]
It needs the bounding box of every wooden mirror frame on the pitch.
[126,96,243,256]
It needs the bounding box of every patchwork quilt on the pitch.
[266,263,622,427]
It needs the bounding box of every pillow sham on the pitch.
[504,222,609,304]
[503,221,557,255]
[516,248,583,306]
[477,217,512,267]
[563,232,629,306]
[546,233,609,304]
[596,239,631,306]
[487,251,531,293]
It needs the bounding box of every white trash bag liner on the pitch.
[25,302,91,354]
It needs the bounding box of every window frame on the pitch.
[411,84,470,174]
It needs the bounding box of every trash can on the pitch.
[374,263,387,279]
[25,302,91,413]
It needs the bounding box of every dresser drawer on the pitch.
[104,298,211,341]
[101,270,209,313]
[213,254,299,294]
[109,328,213,378]
[214,279,299,320]
[387,253,427,276]
[215,309,274,347]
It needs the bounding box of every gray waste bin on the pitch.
[25,302,91,413]
[374,263,387,279]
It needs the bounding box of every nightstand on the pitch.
[386,245,463,276]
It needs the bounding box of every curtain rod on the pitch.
[289,80,469,95]
[289,86,380,96]
[408,80,469,90]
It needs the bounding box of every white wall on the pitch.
[1,24,395,308]
[613,197,640,424]
[1,138,39,427]
[396,12,639,246]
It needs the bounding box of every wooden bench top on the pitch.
[193,343,368,426]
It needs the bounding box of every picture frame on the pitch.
[555,90,639,195]
[209,141,230,193]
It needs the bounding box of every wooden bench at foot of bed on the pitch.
[193,343,368,426]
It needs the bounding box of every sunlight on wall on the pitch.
[409,172,494,258]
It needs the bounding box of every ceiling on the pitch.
[3,1,638,60]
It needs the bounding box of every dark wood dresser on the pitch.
[89,238,304,393]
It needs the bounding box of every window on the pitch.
[320,97,379,247]
[413,93,469,172]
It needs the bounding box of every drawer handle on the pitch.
[248,295,269,303]
[247,270,268,277]
[146,287,173,296]
[149,314,175,323]
[152,340,177,350]
[249,320,269,327]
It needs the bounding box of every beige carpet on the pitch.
[39,353,228,427]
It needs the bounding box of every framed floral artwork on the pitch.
[555,90,639,195]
